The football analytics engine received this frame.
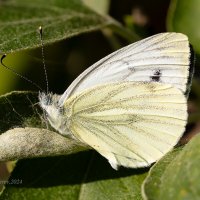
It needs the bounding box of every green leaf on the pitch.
[167,0,200,54]
[0,91,40,133]
[83,0,110,15]
[0,127,89,161]
[0,152,148,200]
[142,134,200,200]
[0,0,115,53]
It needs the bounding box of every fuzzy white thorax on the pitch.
[39,92,72,137]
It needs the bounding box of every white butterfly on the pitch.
[39,32,194,170]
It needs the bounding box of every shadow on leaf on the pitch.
[7,150,149,188]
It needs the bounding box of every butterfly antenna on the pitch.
[0,54,42,91]
[38,26,50,129]
[39,26,49,94]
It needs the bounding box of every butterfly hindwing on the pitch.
[64,82,187,169]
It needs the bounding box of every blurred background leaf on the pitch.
[83,0,110,15]
[167,0,200,54]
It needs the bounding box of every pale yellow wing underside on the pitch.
[64,82,187,169]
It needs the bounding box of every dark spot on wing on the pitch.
[150,69,162,82]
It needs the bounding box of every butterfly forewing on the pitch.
[59,32,193,105]
[64,82,187,169]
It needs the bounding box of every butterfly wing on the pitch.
[65,82,187,169]
[59,32,194,105]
